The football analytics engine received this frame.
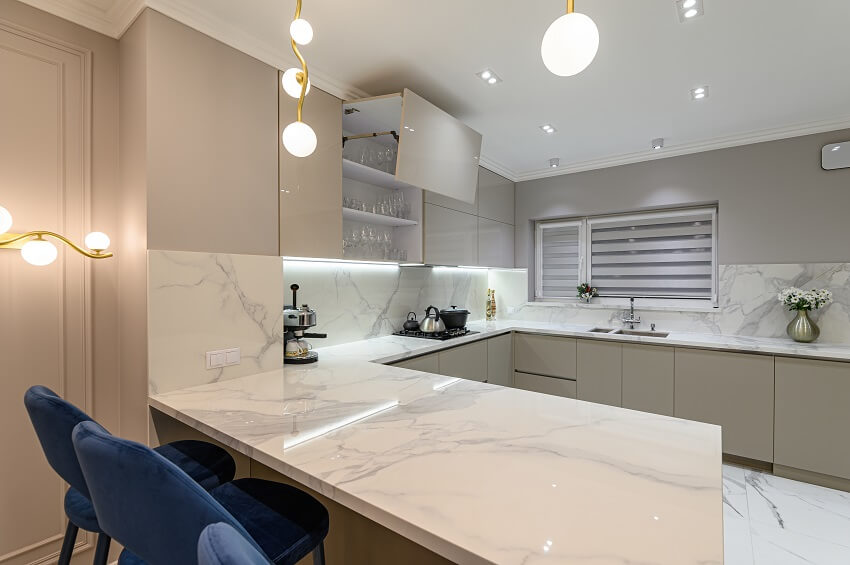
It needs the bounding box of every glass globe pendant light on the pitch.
[21,236,58,266]
[541,0,599,77]
[282,0,317,158]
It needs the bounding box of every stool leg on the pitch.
[58,521,79,565]
[92,533,111,565]
[312,542,326,565]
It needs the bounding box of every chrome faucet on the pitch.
[622,297,641,329]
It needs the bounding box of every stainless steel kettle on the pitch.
[419,305,446,333]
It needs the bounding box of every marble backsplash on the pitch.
[283,261,490,347]
[511,263,850,344]
[148,250,284,394]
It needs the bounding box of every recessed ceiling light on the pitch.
[832,145,841,151]
[676,0,704,22]
[651,138,664,150]
[540,124,557,134]
[477,69,502,85]
[690,85,710,100]
[549,158,560,168]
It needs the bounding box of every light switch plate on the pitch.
[206,348,241,369]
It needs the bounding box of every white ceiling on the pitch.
[18,0,850,181]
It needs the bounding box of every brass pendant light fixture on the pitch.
[281,0,317,158]
[541,0,600,77]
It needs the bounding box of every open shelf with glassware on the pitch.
[342,93,423,263]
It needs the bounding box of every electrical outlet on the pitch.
[206,348,241,369]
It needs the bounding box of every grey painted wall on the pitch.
[515,129,850,288]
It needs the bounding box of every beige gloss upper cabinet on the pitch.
[576,340,622,407]
[280,84,343,258]
[775,357,850,480]
[487,333,513,386]
[674,349,775,462]
[477,168,515,225]
[514,334,577,380]
[477,218,514,269]
[397,89,482,204]
[424,204,478,266]
[621,344,675,416]
[438,340,488,382]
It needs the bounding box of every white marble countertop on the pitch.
[150,318,750,565]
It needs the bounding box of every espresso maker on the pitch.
[284,284,326,364]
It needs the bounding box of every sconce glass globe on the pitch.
[281,68,311,98]
[21,238,58,266]
[85,231,111,252]
[541,12,600,77]
[290,18,313,45]
[0,205,12,235]
[282,121,317,158]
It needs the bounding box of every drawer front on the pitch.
[775,357,850,480]
[621,344,675,416]
[576,339,622,407]
[438,340,488,382]
[674,348,774,462]
[393,353,439,374]
[514,371,577,398]
[514,333,576,379]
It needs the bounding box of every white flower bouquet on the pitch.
[777,287,832,311]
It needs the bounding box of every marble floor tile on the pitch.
[721,464,850,565]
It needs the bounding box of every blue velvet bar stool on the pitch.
[198,523,271,565]
[72,420,329,565]
[24,385,237,565]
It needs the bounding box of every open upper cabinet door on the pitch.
[342,89,482,204]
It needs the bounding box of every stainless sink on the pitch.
[587,327,615,333]
[611,329,670,338]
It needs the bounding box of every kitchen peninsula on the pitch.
[151,321,728,565]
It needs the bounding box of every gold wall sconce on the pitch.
[0,205,112,266]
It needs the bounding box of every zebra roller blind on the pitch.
[535,220,583,299]
[588,207,716,299]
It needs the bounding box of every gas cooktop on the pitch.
[393,328,479,341]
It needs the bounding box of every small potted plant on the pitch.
[577,283,598,303]
[778,287,832,343]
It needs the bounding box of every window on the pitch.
[535,206,717,303]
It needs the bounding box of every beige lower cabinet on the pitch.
[514,333,577,379]
[514,371,577,398]
[438,340,488,382]
[393,353,439,374]
[487,333,513,386]
[576,340,622,406]
[674,348,775,462]
[775,357,850,481]
[621,344,675,416]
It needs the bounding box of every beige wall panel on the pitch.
[621,344,675,416]
[576,339,622,407]
[513,371,577,398]
[0,3,115,560]
[674,349,774,462]
[513,333,577,379]
[487,333,513,386]
[145,10,279,256]
[279,86,343,258]
[775,357,850,480]
[437,340,488,382]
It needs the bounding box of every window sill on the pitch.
[528,299,719,313]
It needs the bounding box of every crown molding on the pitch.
[15,0,140,37]
[477,154,519,182]
[144,0,369,101]
[512,116,850,183]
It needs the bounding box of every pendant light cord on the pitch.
[290,0,309,123]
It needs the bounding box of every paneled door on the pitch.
[0,20,94,565]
